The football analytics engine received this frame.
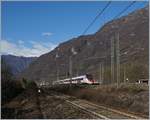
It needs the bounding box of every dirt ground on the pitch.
[1,87,93,119]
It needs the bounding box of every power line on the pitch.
[82,1,136,35]
[114,1,136,19]
[82,1,111,35]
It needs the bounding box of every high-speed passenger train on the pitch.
[53,74,99,85]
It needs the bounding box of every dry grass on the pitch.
[57,83,149,117]
[95,83,148,93]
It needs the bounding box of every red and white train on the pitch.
[53,74,99,85]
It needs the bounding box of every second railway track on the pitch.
[52,94,145,119]
[42,89,146,119]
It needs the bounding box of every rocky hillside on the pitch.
[19,6,149,84]
[2,55,37,75]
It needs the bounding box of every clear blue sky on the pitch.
[1,1,148,57]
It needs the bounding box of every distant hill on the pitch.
[19,6,149,84]
[1,55,37,75]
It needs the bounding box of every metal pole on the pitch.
[57,63,59,81]
[101,62,104,84]
[99,63,101,84]
[116,33,120,88]
[56,60,58,81]
[69,56,72,86]
[55,53,59,81]
[111,36,115,84]
[124,63,126,83]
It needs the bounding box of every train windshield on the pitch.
[86,74,93,80]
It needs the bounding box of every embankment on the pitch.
[52,83,149,117]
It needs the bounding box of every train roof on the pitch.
[72,75,86,79]
[54,75,86,82]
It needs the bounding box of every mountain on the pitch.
[19,6,149,84]
[1,55,37,75]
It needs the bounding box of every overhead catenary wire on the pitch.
[114,1,136,19]
[82,1,136,35]
[82,1,111,35]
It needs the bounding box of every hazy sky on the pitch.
[1,1,148,57]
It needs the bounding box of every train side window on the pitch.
[77,78,83,80]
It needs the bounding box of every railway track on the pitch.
[42,88,147,119]
[66,99,145,119]
[52,94,145,119]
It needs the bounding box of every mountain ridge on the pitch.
[1,54,37,75]
[19,6,149,84]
